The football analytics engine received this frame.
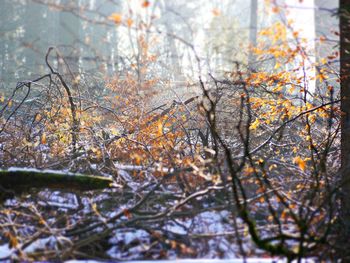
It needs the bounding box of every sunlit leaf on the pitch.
[293,156,306,171]
[123,208,132,219]
[126,18,133,28]
[141,0,150,8]
[250,119,260,130]
[212,8,221,16]
[109,13,122,24]
[41,133,47,144]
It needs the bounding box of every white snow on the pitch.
[7,167,74,176]
[114,163,174,173]
[0,244,13,260]
[109,229,150,246]
[65,259,316,263]
[23,236,56,253]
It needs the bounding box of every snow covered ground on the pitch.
[65,259,315,263]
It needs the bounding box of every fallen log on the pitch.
[0,168,113,192]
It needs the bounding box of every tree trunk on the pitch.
[0,169,113,192]
[315,0,338,95]
[340,0,350,259]
[248,0,258,68]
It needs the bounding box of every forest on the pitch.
[0,0,347,262]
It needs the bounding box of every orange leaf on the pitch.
[109,13,122,24]
[293,156,306,171]
[142,0,150,8]
[123,209,132,219]
[126,18,133,28]
[157,121,163,136]
[5,232,19,248]
[41,133,47,144]
[281,210,287,220]
[212,8,221,16]
[272,7,280,13]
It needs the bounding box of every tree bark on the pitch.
[340,0,350,259]
[0,169,113,192]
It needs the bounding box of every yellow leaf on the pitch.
[157,121,163,136]
[288,86,296,94]
[269,164,277,171]
[250,119,260,130]
[317,73,328,83]
[257,158,264,166]
[272,85,282,92]
[243,167,255,175]
[132,153,142,165]
[274,62,281,69]
[35,114,42,122]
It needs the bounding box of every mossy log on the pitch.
[0,168,113,191]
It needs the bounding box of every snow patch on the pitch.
[24,236,56,253]
[0,244,13,260]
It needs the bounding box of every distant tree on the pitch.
[249,0,258,67]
